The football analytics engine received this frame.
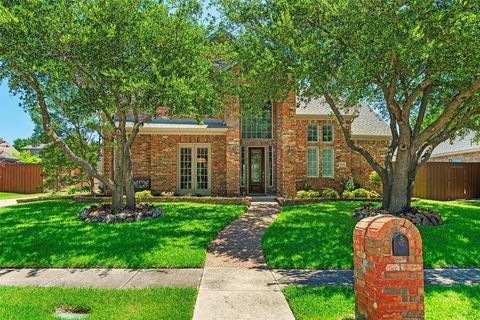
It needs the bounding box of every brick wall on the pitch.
[352,139,389,189]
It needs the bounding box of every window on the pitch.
[322,146,334,177]
[241,104,272,139]
[323,124,334,142]
[307,147,319,177]
[268,146,273,187]
[307,124,318,142]
[240,146,246,187]
[177,144,211,195]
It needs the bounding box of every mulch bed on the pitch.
[78,204,163,223]
[352,203,443,226]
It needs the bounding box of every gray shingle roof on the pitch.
[431,132,480,157]
[296,97,391,138]
[125,118,227,129]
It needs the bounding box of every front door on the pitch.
[249,147,265,194]
[178,144,211,195]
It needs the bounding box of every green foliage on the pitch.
[11,150,42,164]
[369,171,382,188]
[135,190,153,198]
[321,188,339,199]
[161,191,175,197]
[341,190,355,199]
[0,200,246,268]
[343,174,356,192]
[353,188,370,198]
[368,190,380,198]
[66,186,77,195]
[0,287,197,320]
[296,190,320,199]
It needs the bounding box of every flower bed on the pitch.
[78,204,163,223]
[276,197,382,206]
[74,195,251,206]
[352,203,443,226]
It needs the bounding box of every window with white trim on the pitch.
[322,124,334,142]
[307,147,319,177]
[322,146,334,177]
[241,103,272,139]
[307,124,318,142]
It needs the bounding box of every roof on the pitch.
[21,144,47,150]
[431,132,480,157]
[296,97,391,138]
[0,139,21,162]
[125,118,227,135]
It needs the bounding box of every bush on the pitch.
[369,171,382,188]
[66,186,77,195]
[135,190,153,198]
[342,190,355,198]
[369,190,380,198]
[322,188,339,199]
[161,191,175,197]
[296,190,320,199]
[343,174,356,192]
[353,188,370,198]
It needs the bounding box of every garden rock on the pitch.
[78,204,163,223]
[352,203,443,227]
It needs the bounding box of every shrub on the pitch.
[369,171,382,188]
[353,188,370,198]
[296,190,320,199]
[301,180,312,191]
[369,190,380,198]
[342,190,355,198]
[343,174,356,192]
[135,190,153,198]
[66,186,77,195]
[161,191,175,197]
[322,188,339,199]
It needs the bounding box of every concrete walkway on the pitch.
[194,200,296,320]
[0,199,21,207]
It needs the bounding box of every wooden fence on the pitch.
[0,163,43,194]
[413,162,480,200]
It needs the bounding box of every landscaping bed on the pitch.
[352,203,443,226]
[276,196,382,206]
[78,203,163,223]
[283,285,480,320]
[263,200,480,269]
[0,199,246,268]
[0,286,196,320]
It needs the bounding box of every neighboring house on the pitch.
[428,132,480,163]
[21,144,47,157]
[0,138,21,163]
[103,95,391,197]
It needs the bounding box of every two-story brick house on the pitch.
[102,95,390,197]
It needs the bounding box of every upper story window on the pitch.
[307,124,318,142]
[322,124,334,142]
[241,103,272,139]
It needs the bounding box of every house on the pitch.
[0,138,21,163]
[428,132,480,163]
[102,95,391,197]
[21,144,46,157]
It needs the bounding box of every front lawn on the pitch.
[0,286,196,320]
[283,285,480,320]
[0,192,47,200]
[263,200,480,269]
[0,200,246,268]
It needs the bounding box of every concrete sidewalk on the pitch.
[0,199,21,207]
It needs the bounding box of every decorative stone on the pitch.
[78,204,163,223]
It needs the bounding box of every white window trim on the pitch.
[307,146,319,177]
[322,146,334,178]
[322,124,334,143]
[307,124,319,143]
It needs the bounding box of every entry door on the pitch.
[249,147,265,194]
[178,144,211,195]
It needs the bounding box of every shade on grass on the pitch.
[283,285,480,320]
[0,286,196,320]
[0,200,246,268]
[262,200,480,269]
[0,192,47,200]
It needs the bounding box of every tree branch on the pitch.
[412,84,432,139]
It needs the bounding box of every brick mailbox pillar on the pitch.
[353,214,424,320]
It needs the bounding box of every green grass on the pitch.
[0,192,47,200]
[283,285,480,320]
[262,200,480,269]
[0,286,196,320]
[0,200,246,268]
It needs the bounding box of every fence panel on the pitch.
[413,162,480,200]
[0,163,43,194]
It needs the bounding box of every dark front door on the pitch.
[249,147,265,194]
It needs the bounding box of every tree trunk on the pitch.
[124,147,136,209]
[386,150,410,214]
[111,186,123,212]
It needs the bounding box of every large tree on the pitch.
[1,0,229,210]
[217,0,480,213]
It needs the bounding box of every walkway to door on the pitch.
[193,199,295,320]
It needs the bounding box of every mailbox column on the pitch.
[353,214,424,320]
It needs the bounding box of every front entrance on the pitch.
[248,147,265,194]
[177,144,211,195]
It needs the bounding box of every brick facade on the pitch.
[103,95,389,197]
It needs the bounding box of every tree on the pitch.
[1,0,228,211]
[217,0,480,213]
